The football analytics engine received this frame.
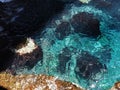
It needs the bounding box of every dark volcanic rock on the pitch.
[7,38,43,74]
[70,12,101,38]
[55,22,72,40]
[57,47,71,73]
[75,51,106,79]
[0,0,64,72]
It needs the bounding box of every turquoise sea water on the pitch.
[17,4,120,90]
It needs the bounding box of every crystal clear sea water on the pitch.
[16,4,120,90]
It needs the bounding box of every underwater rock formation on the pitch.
[75,51,106,79]
[70,12,101,38]
[57,47,72,73]
[7,38,43,74]
[55,22,72,40]
[0,73,83,90]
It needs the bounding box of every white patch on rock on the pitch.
[15,38,37,55]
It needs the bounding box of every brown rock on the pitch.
[0,73,84,90]
[110,82,120,90]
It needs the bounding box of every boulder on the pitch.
[70,12,101,38]
[6,38,43,74]
[57,47,71,73]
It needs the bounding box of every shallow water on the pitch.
[16,2,120,90]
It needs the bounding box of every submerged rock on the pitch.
[57,47,71,73]
[0,73,83,90]
[70,12,101,38]
[75,51,106,79]
[55,22,72,40]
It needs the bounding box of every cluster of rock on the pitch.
[55,12,101,40]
